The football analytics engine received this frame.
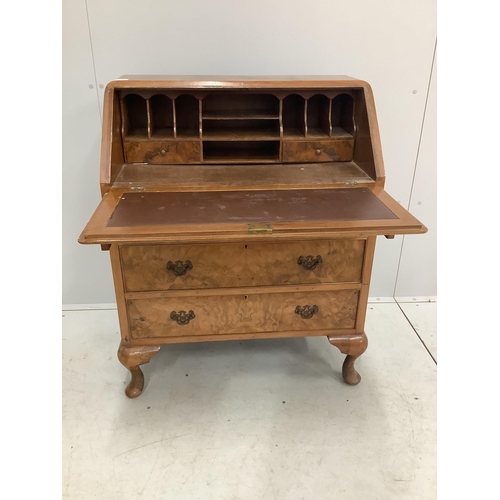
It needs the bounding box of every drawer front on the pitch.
[121,239,365,292]
[128,290,359,339]
[123,140,201,164]
[282,140,354,162]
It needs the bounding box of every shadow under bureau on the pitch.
[79,76,426,398]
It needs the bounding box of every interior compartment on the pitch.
[118,89,361,170]
[175,94,199,138]
[203,119,280,140]
[282,94,306,138]
[203,94,279,118]
[203,141,280,163]
[150,94,174,138]
[307,94,330,138]
[331,94,355,136]
[122,94,148,138]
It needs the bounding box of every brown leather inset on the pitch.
[107,188,398,227]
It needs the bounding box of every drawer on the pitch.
[128,289,359,339]
[120,239,365,292]
[123,140,201,164]
[282,139,354,162]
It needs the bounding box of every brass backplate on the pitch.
[247,222,272,234]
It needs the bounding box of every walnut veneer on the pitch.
[79,76,426,398]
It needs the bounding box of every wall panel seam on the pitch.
[393,38,437,297]
[84,0,101,122]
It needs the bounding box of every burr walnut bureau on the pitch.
[79,76,426,398]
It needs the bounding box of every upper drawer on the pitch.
[120,239,365,292]
[124,140,201,164]
[282,139,354,162]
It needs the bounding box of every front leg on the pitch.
[117,343,161,398]
[327,332,368,385]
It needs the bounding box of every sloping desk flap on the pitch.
[79,188,426,244]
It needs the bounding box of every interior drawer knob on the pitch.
[297,255,322,270]
[315,149,322,155]
[170,310,195,325]
[295,305,319,319]
[166,260,193,276]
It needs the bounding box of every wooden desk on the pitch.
[79,76,426,398]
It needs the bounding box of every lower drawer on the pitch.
[123,140,201,164]
[282,139,354,162]
[127,289,359,339]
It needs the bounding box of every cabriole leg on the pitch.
[327,332,368,385]
[117,343,161,398]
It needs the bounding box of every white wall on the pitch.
[395,47,437,299]
[63,0,115,305]
[63,0,436,305]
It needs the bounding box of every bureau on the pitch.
[79,76,426,398]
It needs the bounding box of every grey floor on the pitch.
[62,301,436,500]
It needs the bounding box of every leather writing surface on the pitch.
[106,188,398,227]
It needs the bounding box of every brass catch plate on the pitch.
[247,222,272,234]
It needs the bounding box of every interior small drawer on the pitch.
[120,239,365,292]
[123,140,201,164]
[127,289,359,339]
[282,139,354,162]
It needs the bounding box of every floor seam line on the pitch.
[395,301,436,365]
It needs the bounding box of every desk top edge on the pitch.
[108,75,370,90]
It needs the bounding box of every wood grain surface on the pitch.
[283,139,354,162]
[120,239,365,292]
[127,289,359,339]
[124,140,201,164]
[112,162,375,190]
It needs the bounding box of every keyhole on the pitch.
[244,244,248,249]
[244,295,248,300]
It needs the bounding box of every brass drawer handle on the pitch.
[170,310,195,325]
[295,305,319,319]
[315,149,322,155]
[166,260,193,276]
[297,255,322,270]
